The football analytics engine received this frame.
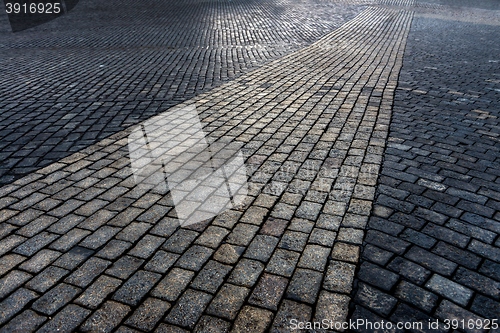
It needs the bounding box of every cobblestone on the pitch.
[232,306,273,333]
[125,297,171,332]
[37,305,90,333]
[165,289,212,329]
[0,270,31,299]
[75,275,122,309]
[191,260,232,294]
[80,301,130,333]
[0,310,46,333]
[31,283,81,315]
[1,0,498,331]
[112,270,161,306]
[152,268,194,302]
[25,266,69,293]
[206,284,250,320]
[248,273,288,311]
[228,259,264,287]
[286,269,323,304]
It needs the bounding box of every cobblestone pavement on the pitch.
[350,2,500,332]
[0,0,499,333]
[0,0,365,185]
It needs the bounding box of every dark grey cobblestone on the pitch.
[162,229,199,254]
[191,260,232,294]
[213,244,245,265]
[53,246,94,270]
[248,273,288,311]
[175,245,214,271]
[144,250,179,274]
[228,258,264,288]
[0,310,46,333]
[37,305,90,333]
[152,268,195,302]
[243,235,279,262]
[286,269,323,304]
[125,297,171,332]
[232,306,274,333]
[105,255,144,280]
[25,266,69,293]
[194,315,231,333]
[0,288,38,325]
[75,275,122,309]
[207,284,250,320]
[112,270,161,306]
[80,301,130,333]
[165,289,212,329]
[395,280,438,313]
[128,234,165,259]
[95,240,132,260]
[271,300,312,333]
[13,232,58,256]
[18,249,61,273]
[31,283,81,315]
[64,257,111,288]
[265,249,300,278]
[0,270,31,299]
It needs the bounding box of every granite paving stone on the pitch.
[248,273,288,311]
[285,268,323,304]
[144,250,179,274]
[193,316,231,333]
[96,239,133,260]
[31,283,81,315]
[190,260,232,294]
[0,288,38,325]
[112,270,161,306]
[206,283,250,320]
[314,291,351,330]
[231,306,274,333]
[164,289,212,329]
[213,244,245,265]
[80,301,131,333]
[36,305,90,333]
[74,275,122,309]
[265,249,300,278]
[0,270,32,299]
[125,297,171,332]
[105,256,145,280]
[175,245,214,271]
[25,266,69,293]
[52,246,94,270]
[270,300,313,333]
[0,310,46,333]
[162,229,199,254]
[64,257,111,288]
[152,268,195,302]
[18,249,61,273]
